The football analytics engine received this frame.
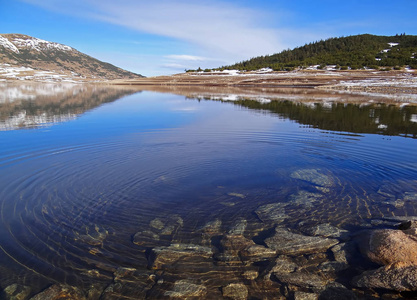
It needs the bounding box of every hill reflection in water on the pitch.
[0,82,141,130]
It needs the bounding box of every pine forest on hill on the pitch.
[207,34,417,72]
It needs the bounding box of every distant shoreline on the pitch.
[112,69,417,95]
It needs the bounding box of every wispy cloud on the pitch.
[22,0,286,61]
[165,55,207,62]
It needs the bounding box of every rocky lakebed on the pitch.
[3,168,417,300]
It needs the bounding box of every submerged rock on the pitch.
[267,256,298,279]
[4,284,31,300]
[294,291,318,300]
[222,283,248,300]
[289,191,323,208]
[133,215,183,246]
[164,280,207,298]
[352,263,417,291]
[318,261,349,272]
[75,224,108,246]
[227,192,246,199]
[150,218,165,230]
[290,169,334,188]
[299,223,349,240]
[240,244,277,262]
[228,218,247,236]
[255,203,288,223]
[200,219,222,235]
[265,227,338,255]
[150,243,213,269]
[331,242,356,264]
[242,270,259,280]
[363,229,417,266]
[403,192,417,202]
[273,270,329,290]
[217,234,256,265]
[318,283,358,300]
[132,230,159,246]
[29,284,86,300]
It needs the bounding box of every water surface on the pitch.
[0,83,416,299]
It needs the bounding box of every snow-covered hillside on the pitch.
[0,33,143,81]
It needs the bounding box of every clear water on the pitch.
[0,84,417,298]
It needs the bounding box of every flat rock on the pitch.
[273,270,329,290]
[74,224,108,246]
[290,169,334,188]
[150,243,213,269]
[222,283,248,300]
[294,291,318,300]
[318,261,349,272]
[132,230,159,246]
[318,284,358,300]
[242,270,258,280]
[199,219,222,236]
[352,263,417,292]
[289,191,323,208]
[265,227,339,255]
[240,244,277,261]
[150,218,165,230]
[299,223,349,239]
[228,218,247,235]
[363,229,417,266]
[29,284,86,300]
[255,203,288,223]
[270,256,298,274]
[164,280,207,298]
[4,284,31,300]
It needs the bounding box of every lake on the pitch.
[0,82,417,299]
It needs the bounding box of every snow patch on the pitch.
[256,68,273,73]
[12,37,72,52]
[0,35,20,53]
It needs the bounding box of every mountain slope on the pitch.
[218,34,417,71]
[0,33,143,81]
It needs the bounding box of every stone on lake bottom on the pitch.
[255,203,288,223]
[222,283,248,300]
[299,223,349,239]
[164,280,207,298]
[265,227,339,255]
[294,291,318,300]
[363,229,417,266]
[290,168,334,188]
[352,263,417,292]
[4,284,31,300]
[29,284,86,300]
[150,243,213,269]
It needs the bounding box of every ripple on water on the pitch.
[0,94,417,298]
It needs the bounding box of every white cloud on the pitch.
[22,0,286,61]
[161,63,186,69]
[165,55,207,62]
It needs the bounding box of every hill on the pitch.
[0,33,143,81]
[217,34,417,71]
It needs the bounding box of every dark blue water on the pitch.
[0,85,416,298]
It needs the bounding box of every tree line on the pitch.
[197,34,417,72]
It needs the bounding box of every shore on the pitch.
[110,69,417,104]
[113,69,416,91]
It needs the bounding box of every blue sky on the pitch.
[1,0,416,76]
